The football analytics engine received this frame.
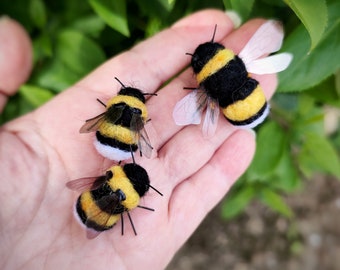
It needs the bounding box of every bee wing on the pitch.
[239,20,284,65]
[79,105,125,133]
[137,128,153,158]
[173,90,206,126]
[246,53,293,75]
[79,113,106,133]
[202,98,220,138]
[66,175,107,193]
[130,114,153,158]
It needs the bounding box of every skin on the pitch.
[0,10,277,270]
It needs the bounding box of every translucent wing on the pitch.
[239,20,284,65]
[66,175,107,193]
[79,113,106,133]
[202,98,220,138]
[79,105,125,133]
[130,113,145,132]
[246,53,293,75]
[137,128,153,158]
[173,90,207,126]
[130,114,153,158]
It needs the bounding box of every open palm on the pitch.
[0,10,277,270]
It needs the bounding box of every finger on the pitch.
[0,17,33,112]
[7,10,237,177]
[145,19,277,153]
[168,129,256,243]
[76,9,236,96]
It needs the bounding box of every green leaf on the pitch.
[70,15,106,38]
[307,75,340,107]
[336,69,340,97]
[36,59,81,92]
[89,0,130,36]
[247,122,286,180]
[29,0,47,29]
[0,94,36,124]
[221,186,256,219]
[56,30,105,76]
[299,132,340,178]
[259,188,294,218]
[145,17,163,37]
[284,0,327,51]
[19,84,54,107]
[229,0,254,21]
[278,2,340,92]
[272,144,301,192]
[33,32,53,62]
[157,0,175,12]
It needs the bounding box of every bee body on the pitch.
[173,21,292,137]
[80,79,154,161]
[191,43,268,127]
[68,163,158,236]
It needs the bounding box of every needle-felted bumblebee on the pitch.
[173,20,293,137]
[66,163,163,238]
[80,77,156,161]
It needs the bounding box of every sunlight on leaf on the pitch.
[19,85,54,107]
[89,0,130,36]
[259,188,294,218]
[278,1,340,92]
[221,186,256,219]
[284,0,327,51]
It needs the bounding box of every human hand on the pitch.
[0,10,277,270]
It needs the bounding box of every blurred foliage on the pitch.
[1,0,339,221]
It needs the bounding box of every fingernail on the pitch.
[225,10,242,28]
[0,15,10,25]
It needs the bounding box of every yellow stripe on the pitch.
[106,95,148,120]
[222,86,266,121]
[196,49,235,84]
[98,123,136,145]
[108,166,140,210]
[80,192,120,227]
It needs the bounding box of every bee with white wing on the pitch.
[173,20,293,137]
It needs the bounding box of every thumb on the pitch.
[0,17,33,112]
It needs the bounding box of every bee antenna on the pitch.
[96,98,106,107]
[148,184,163,196]
[114,77,126,88]
[130,146,136,164]
[120,212,124,235]
[143,93,157,96]
[127,211,137,236]
[211,24,217,42]
[183,87,196,90]
[186,52,193,56]
[137,205,155,211]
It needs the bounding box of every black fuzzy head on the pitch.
[123,163,150,197]
[118,87,146,103]
[191,42,225,74]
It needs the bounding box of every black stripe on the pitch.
[191,42,225,73]
[230,78,259,103]
[123,163,150,197]
[118,87,146,103]
[76,196,114,231]
[76,196,88,225]
[202,56,248,107]
[226,102,268,126]
[106,103,142,128]
[96,131,138,152]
